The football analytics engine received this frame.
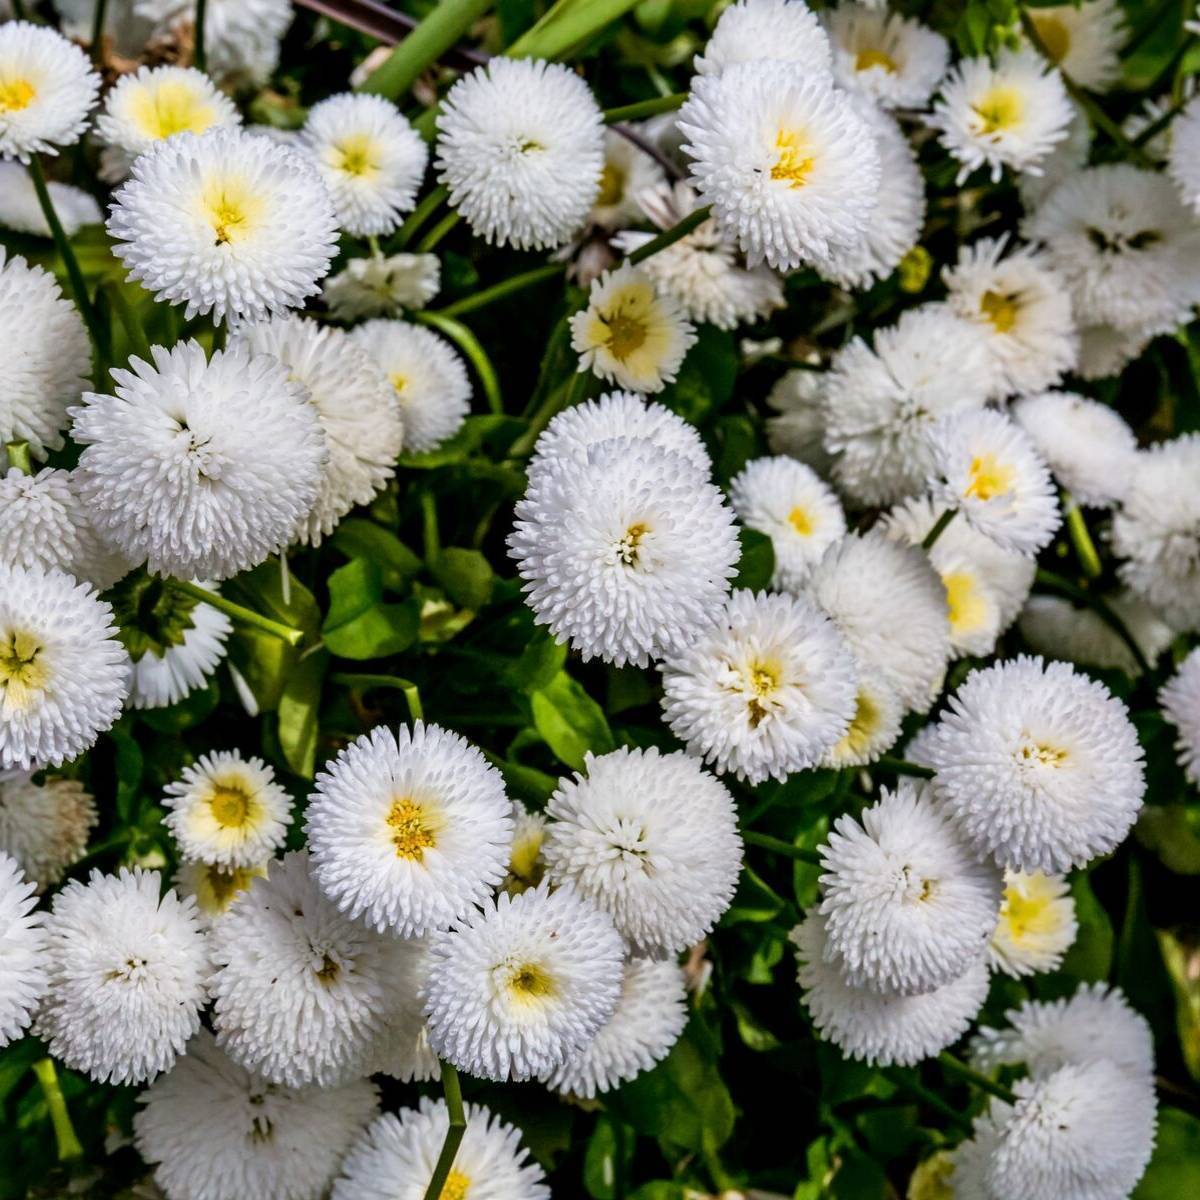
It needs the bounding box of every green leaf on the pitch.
[108,722,143,824]
[490,755,559,805]
[506,631,569,694]
[431,547,495,611]
[1059,872,1114,983]
[322,559,420,659]
[1135,1109,1200,1198]
[658,325,737,426]
[277,649,327,779]
[329,518,421,590]
[530,671,615,769]
[831,1150,888,1200]
[731,528,775,592]
[138,676,220,733]
[722,865,785,926]
[584,1116,633,1200]
[712,412,760,486]
[398,415,522,468]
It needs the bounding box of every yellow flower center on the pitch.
[1032,14,1071,63]
[387,797,437,861]
[603,310,648,360]
[787,505,814,536]
[744,659,781,728]
[972,86,1025,135]
[0,76,36,112]
[204,864,259,908]
[335,132,379,178]
[617,521,650,566]
[856,48,897,73]
[202,176,263,246]
[506,828,545,894]
[129,80,217,140]
[389,373,408,396]
[440,1170,471,1200]
[980,289,1021,333]
[505,961,557,1003]
[1018,740,1069,768]
[943,570,989,636]
[837,688,881,758]
[964,453,1015,502]
[209,782,255,829]
[596,162,624,208]
[770,128,815,188]
[0,629,47,710]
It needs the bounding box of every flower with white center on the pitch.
[569,264,697,393]
[766,368,836,476]
[0,161,100,237]
[987,870,1077,977]
[321,252,440,320]
[544,958,688,1098]
[174,860,267,927]
[0,22,99,160]
[660,589,858,784]
[423,882,625,1082]
[805,532,952,712]
[368,935,438,1083]
[231,315,402,545]
[923,655,1145,874]
[1112,437,1200,630]
[590,128,667,229]
[1169,96,1200,214]
[1026,0,1127,92]
[504,804,547,896]
[1161,648,1200,785]
[509,436,739,668]
[436,57,604,250]
[791,913,990,1067]
[930,47,1073,182]
[821,306,993,506]
[306,722,512,937]
[301,94,427,237]
[164,751,292,869]
[819,782,1002,995]
[693,0,832,77]
[135,1029,379,1200]
[821,677,904,768]
[0,564,129,771]
[943,237,1078,398]
[729,456,846,591]
[71,341,327,582]
[825,4,949,110]
[679,62,882,270]
[351,319,471,454]
[542,747,742,954]
[0,770,96,889]
[0,467,129,591]
[0,250,90,461]
[36,868,209,1084]
[107,127,339,324]
[928,408,1061,556]
[94,65,239,159]
[332,1098,549,1200]
[0,851,46,1047]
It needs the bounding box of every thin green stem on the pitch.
[168,580,304,647]
[331,674,424,723]
[603,93,687,125]
[90,0,110,61]
[32,1058,83,1162]
[1034,568,1152,675]
[875,757,936,780]
[395,185,449,250]
[436,263,564,319]
[626,205,712,266]
[414,310,502,413]
[4,441,33,475]
[1062,492,1102,579]
[99,282,151,362]
[360,0,493,99]
[367,234,382,258]
[194,0,208,72]
[742,831,822,865]
[921,507,957,551]
[420,490,440,560]
[422,1060,468,1200]
[416,209,462,252]
[939,1052,1017,1105]
[1132,94,1189,148]
[509,368,588,458]
[883,1068,974,1135]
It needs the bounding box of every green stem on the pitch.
[436,263,564,319]
[921,508,957,551]
[506,0,642,60]
[1062,492,1102,579]
[420,490,441,560]
[90,0,109,61]
[416,209,462,252]
[167,579,304,647]
[626,205,712,266]
[1131,95,1187,149]
[194,0,208,72]
[367,234,382,258]
[32,1059,83,1162]
[603,92,687,125]
[422,1060,468,1200]
[509,368,588,458]
[938,1052,1017,1105]
[394,185,450,250]
[742,831,822,865]
[414,310,502,414]
[11,0,27,21]
[360,0,493,99]
[1034,568,1152,675]
[98,281,151,362]
[883,1068,974,1135]
[331,673,424,723]
[875,757,936,780]
[4,441,33,475]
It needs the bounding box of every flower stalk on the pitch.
[32,1058,84,1162]
[626,205,713,267]
[742,830,822,865]
[414,310,503,414]
[921,507,957,551]
[422,1059,467,1200]
[168,579,305,647]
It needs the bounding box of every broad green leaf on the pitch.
[277,649,327,779]
[584,1116,633,1200]
[139,676,220,733]
[323,559,420,659]
[108,722,143,824]
[723,865,785,926]
[731,528,775,592]
[1059,872,1114,983]
[398,415,522,468]
[530,671,615,769]
[506,631,569,694]
[1135,1108,1200,1197]
[658,325,737,426]
[431,547,495,610]
[329,518,421,590]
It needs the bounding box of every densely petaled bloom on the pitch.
[306,722,512,937]
[923,656,1146,873]
[0,851,46,1047]
[107,127,339,323]
[301,93,427,236]
[693,0,832,77]
[0,161,100,237]
[36,868,210,1084]
[929,47,1073,182]
[71,341,327,581]
[1074,319,1151,381]
[135,1030,379,1200]
[1161,647,1200,785]
[0,564,129,771]
[1168,95,1200,214]
[1026,0,1127,92]
[368,935,437,1083]
[321,251,439,320]
[509,436,739,667]
[821,678,904,769]
[569,264,697,393]
[543,958,688,1098]
[987,870,1077,977]
[590,128,666,229]
[1017,99,1091,209]
[542,747,743,954]
[0,22,99,160]
[792,913,989,1067]
[423,883,625,1081]
[766,368,836,475]
[436,57,604,250]
[0,769,96,889]
[680,62,882,270]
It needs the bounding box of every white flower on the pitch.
[321,252,440,320]
[94,65,239,158]
[0,769,96,889]
[1169,95,1200,214]
[590,128,666,229]
[791,913,989,1067]
[819,782,1002,995]
[1026,0,1127,92]
[825,4,950,110]
[71,341,327,582]
[504,803,547,895]
[107,127,339,324]
[436,57,604,250]
[509,436,739,667]
[805,532,952,712]
[821,306,993,506]
[351,319,471,454]
[0,161,100,237]
[987,870,1077,977]
[930,47,1073,182]
[1075,320,1151,380]
[0,249,91,461]
[660,589,858,784]
[1161,647,1200,785]
[929,408,1061,556]
[135,1029,379,1200]
[1017,99,1091,210]
[306,722,512,937]
[821,678,904,768]
[0,564,129,771]
[332,1098,549,1200]
[542,746,742,954]
[569,264,697,393]
[0,851,46,1047]
[543,958,688,1098]
[729,455,846,591]
[924,656,1145,873]
[423,883,625,1082]
[679,62,882,270]
[0,21,99,160]
[367,935,437,1083]
[693,0,832,77]
[36,868,209,1084]
[174,860,268,927]
[943,237,1078,397]
[301,93,427,237]
[765,368,836,475]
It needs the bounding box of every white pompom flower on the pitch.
[1162,648,1200,785]
[0,851,46,1047]
[766,368,836,475]
[423,882,625,1082]
[367,935,438,1084]
[924,655,1146,874]
[693,0,832,78]
[1026,0,1127,92]
[542,746,743,955]
[0,770,96,890]
[36,868,210,1084]
[321,251,440,320]
[987,869,1078,978]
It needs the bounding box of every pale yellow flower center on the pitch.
[1032,14,1071,63]
[964,453,1015,502]
[980,289,1021,333]
[1018,740,1069,768]
[386,797,437,861]
[617,521,650,566]
[770,128,815,188]
[130,80,217,140]
[505,961,557,1003]
[0,629,47,710]
[596,161,624,208]
[744,659,781,728]
[209,781,255,829]
[0,76,36,112]
[998,874,1064,946]
[603,310,648,360]
[856,48,897,73]
[203,864,260,909]
[335,132,380,178]
[973,86,1025,134]
[837,688,881,758]
[943,570,989,637]
[787,505,814,536]
[202,175,264,246]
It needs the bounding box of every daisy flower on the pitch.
[1075,320,1152,381]
[765,369,836,476]
[590,128,667,229]
[0,161,100,237]
[988,870,1077,978]
[1161,648,1200,785]
[693,0,832,77]
[321,252,440,320]
[821,678,904,769]
[825,4,950,110]
[1016,99,1091,210]
[0,770,96,889]
[1026,0,1127,92]
[0,851,46,1047]
[503,803,547,896]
